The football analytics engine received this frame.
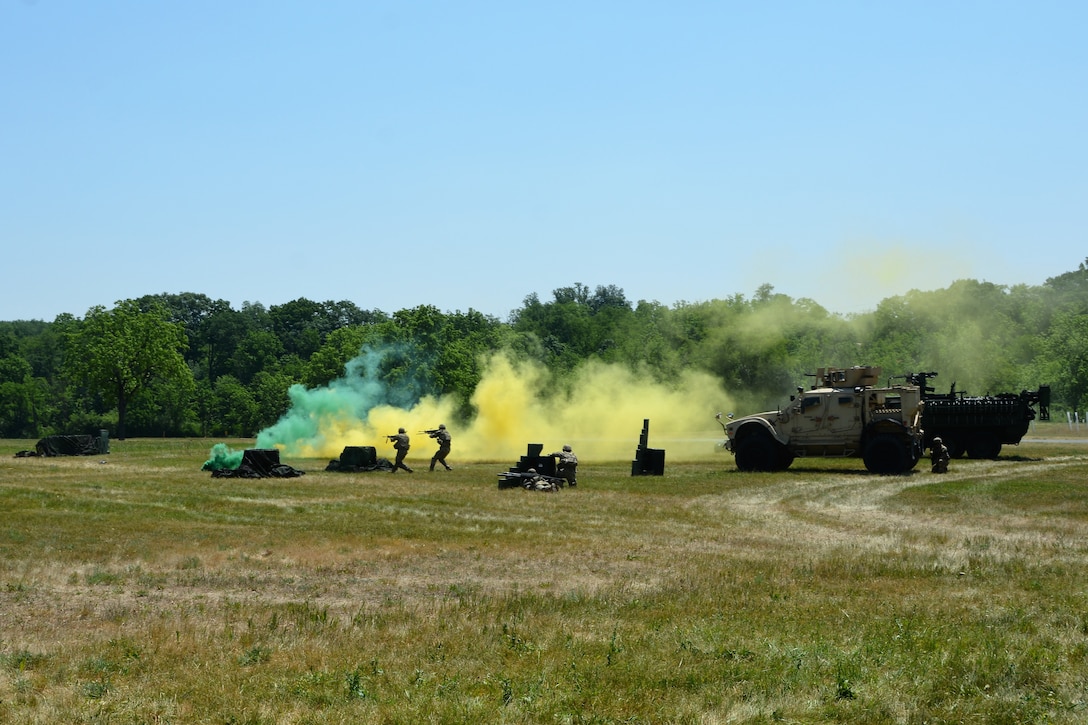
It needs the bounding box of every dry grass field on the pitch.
[1,426,1087,723]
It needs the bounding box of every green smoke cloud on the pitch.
[201,442,245,471]
[254,344,432,453]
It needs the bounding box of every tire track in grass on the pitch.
[687,456,1088,573]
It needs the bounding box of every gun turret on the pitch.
[904,371,939,396]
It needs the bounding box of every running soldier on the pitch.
[389,428,413,473]
[428,424,453,471]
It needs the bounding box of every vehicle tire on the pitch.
[863,434,912,474]
[965,433,1001,459]
[735,434,779,472]
[907,443,922,470]
[944,436,966,458]
[777,447,796,471]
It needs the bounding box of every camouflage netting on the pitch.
[325,446,394,473]
[204,448,305,479]
[15,434,109,458]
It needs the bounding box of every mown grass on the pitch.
[0,427,1087,723]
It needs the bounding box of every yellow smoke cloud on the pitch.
[273,352,733,463]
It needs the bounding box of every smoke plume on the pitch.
[248,346,733,463]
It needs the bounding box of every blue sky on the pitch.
[3,1,1085,322]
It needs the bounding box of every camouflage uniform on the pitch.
[550,445,578,487]
[930,437,950,474]
[429,424,453,471]
[391,428,412,473]
[523,469,559,493]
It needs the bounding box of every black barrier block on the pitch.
[632,447,666,476]
[340,446,377,468]
[240,449,281,477]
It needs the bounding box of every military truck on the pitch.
[718,366,925,474]
[904,372,1050,459]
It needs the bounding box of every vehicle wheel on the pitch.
[735,434,779,472]
[965,433,1001,459]
[907,443,922,470]
[777,448,796,471]
[863,434,911,474]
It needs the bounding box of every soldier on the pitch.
[389,428,413,473]
[930,436,950,474]
[550,444,578,487]
[523,468,559,493]
[428,424,453,471]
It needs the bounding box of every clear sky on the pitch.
[3,1,1085,322]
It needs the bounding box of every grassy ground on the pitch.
[1,427,1087,723]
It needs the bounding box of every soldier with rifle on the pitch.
[524,468,560,492]
[387,428,413,473]
[497,468,560,492]
[422,423,453,471]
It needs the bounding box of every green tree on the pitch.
[251,370,293,430]
[63,300,193,439]
[198,305,251,383]
[434,309,509,414]
[209,374,259,437]
[303,326,375,388]
[124,375,197,437]
[0,378,51,438]
[230,329,285,385]
[0,352,52,438]
[268,298,385,359]
[0,353,31,385]
[616,300,683,380]
[1044,258,1088,310]
[385,305,507,411]
[17,322,64,381]
[509,284,634,373]
[1037,310,1088,412]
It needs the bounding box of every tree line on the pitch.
[1,262,1087,440]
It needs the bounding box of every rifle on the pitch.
[497,470,563,490]
[419,428,440,436]
[386,434,399,442]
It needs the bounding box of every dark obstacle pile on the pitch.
[14,433,110,458]
[204,448,305,478]
[325,446,393,473]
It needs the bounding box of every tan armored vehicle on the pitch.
[719,366,925,474]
